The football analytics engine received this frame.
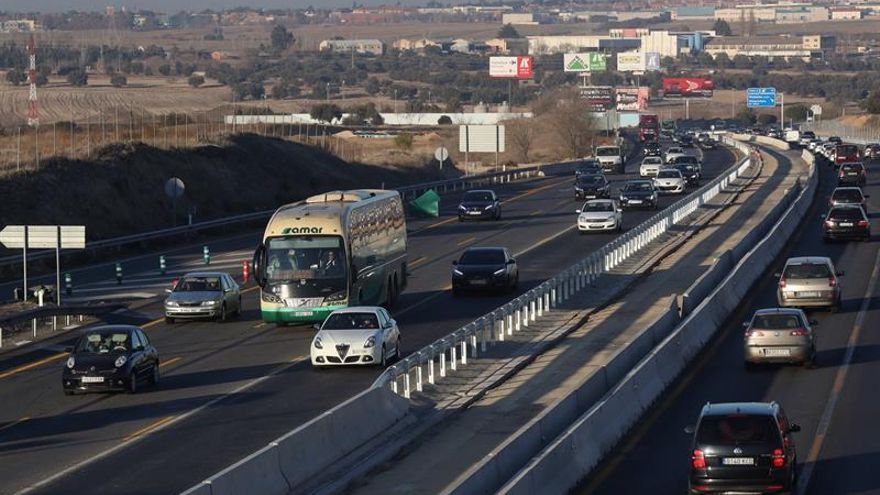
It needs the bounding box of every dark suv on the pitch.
[458,189,501,221]
[687,402,800,494]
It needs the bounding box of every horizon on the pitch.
[4,0,448,13]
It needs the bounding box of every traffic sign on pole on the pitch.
[747,87,777,108]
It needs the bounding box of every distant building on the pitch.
[527,35,639,54]
[318,39,385,56]
[775,7,829,24]
[704,35,836,61]
[392,38,438,52]
[830,7,863,20]
[672,6,716,21]
[502,13,537,25]
[485,37,530,55]
[0,19,37,32]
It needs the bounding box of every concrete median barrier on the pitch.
[200,445,289,495]
[497,146,817,495]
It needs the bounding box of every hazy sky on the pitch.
[4,0,439,12]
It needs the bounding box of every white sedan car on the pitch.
[640,156,664,177]
[577,199,623,233]
[664,146,686,164]
[653,168,686,195]
[311,307,401,368]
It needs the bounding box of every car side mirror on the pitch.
[312,323,321,331]
[742,321,750,327]
[789,423,801,433]
[774,272,781,278]
[576,209,582,214]
[452,260,458,266]
[64,346,73,353]
[684,425,695,434]
[507,259,516,265]
[165,289,172,294]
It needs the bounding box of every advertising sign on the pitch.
[615,87,650,111]
[459,125,506,153]
[747,87,777,108]
[645,52,661,71]
[616,52,646,72]
[564,53,606,73]
[489,56,534,79]
[580,86,615,111]
[662,77,713,98]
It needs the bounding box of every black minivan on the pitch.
[686,402,800,494]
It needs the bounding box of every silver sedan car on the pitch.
[164,272,242,323]
[744,308,817,368]
[776,257,842,311]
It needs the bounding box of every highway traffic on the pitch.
[582,144,880,495]
[0,143,736,494]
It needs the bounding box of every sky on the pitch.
[4,0,440,12]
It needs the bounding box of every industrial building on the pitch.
[704,34,836,61]
[318,39,385,56]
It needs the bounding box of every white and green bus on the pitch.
[252,189,408,324]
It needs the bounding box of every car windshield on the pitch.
[658,171,680,179]
[697,414,779,446]
[829,208,865,220]
[459,249,505,265]
[677,164,696,173]
[784,263,831,279]
[583,202,614,212]
[625,182,653,192]
[578,176,603,185]
[837,145,858,155]
[675,156,697,164]
[76,331,131,354]
[322,312,380,330]
[643,158,661,164]
[753,314,802,329]
[596,147,620,156]
[833,190,863,202]
[266,236,347,289]
[463,191,493,202]
[668,148,682,154]
[175,276,222,292]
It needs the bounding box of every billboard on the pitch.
[579,86,615,111]
[564,53,607,73]
[616,52,646,72]
[645,52,661,71]
[616,87,650,111]
[662,77,713,98]
[459,125,506,153]
[489,56,534,79]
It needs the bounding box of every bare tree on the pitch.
[534,88,596,159]
[505,118,535,163]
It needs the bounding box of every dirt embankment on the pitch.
[0,134,452,250]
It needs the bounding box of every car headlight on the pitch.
[493,268,506,276]
[575,186,583,191]
[201,300,219,307]
[165,300,178,307]
[458,205,466,211]
[314,336,323,349]
[364,335,376,348]
[66,356,75,369]
[323,291,347,305]
[484,204,494,210]
[114,355,127,368]
[579,214,588,221]
[453,268,464,276]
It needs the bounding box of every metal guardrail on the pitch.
[0,160,579,269]
[373,138,759,397]
[0,302,125,348]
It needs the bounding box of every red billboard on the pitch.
[662,77,714,98]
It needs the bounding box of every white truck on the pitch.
[784,130,801,145]
[595,145,625,174]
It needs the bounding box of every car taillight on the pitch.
[829,276,837,288]
[790,328,808,336]
[779,277,786,289]
[771,448,785,468]
[858,220,869,228]
[824,220,834,229]
[745,329,765,337]
[692,449,706,469]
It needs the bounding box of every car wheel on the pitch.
[164,316,174,324]
[496,210,502,220]
[127,371,138,394]
[380,345,388,368]
[805,348,817,369]
[218,303,227,322]
[510,274,519,292]
[150,364,160,386]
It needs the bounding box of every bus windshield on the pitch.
[265,236,347,293]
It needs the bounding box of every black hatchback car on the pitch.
[575,159,603,178]
[823,205,870,241]
[619,180,659,210]
[458,190,501,221]
[687,402,800,494]
[62,325,160,395]
[574,173,610,200]
[837,162,867,187]
[451,247,518,295]
[644,142,663,157]
[674,163,701,186]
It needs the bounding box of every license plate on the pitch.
[840,222,854,227]
[629,200,643,204]
[764,348,791,357]
[81,376,104,383]
[722,457,755,466]
[585,195,596,199]
[470,279,488,286]
[295,311,314,317]
[468,211,481,215]
[796,291,820,297]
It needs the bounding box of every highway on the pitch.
[581,148,880,495]
[0,144,736,495]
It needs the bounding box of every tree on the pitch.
[534,88,596,159]
[786,104,810,122]
[506,117,536,162]
[110,73,127,87]
[497,23,520,39]
[864,91,880,114]
[35,73,48,87]
[757,113,778,125]
[66,68,88,87]
[394,132,414,151]
[5,69,25,85]
[437,115,453,125]
[158,64,172,76]
[735,108,757,125]
[271,24,295,52]
[188,75,205,88]
[712,19,732,36]
[365,77,381,96]
[310,103,343,123]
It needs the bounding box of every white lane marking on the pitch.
[795,247,880,495]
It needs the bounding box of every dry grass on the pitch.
[649,89,827,121]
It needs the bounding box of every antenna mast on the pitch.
[27,33,39,127]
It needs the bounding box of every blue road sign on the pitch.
[747,87,777,108]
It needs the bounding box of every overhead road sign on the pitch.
[747,87,777,108]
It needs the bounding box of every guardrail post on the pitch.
[461,338,468,365]
[403,369,411,399]
[480,320,488,352]
[115,263,123,285]
[506,307,514,335]
[202,245,210,265]
[0,326,3,348]
[416,355,423,393]
[551,283,558,308]
[529,297,536,322]
[390,366,399,394]
[470,330,478,359]
[428,347,436,384]
[515,303,522,332]
[440,347,448,376]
